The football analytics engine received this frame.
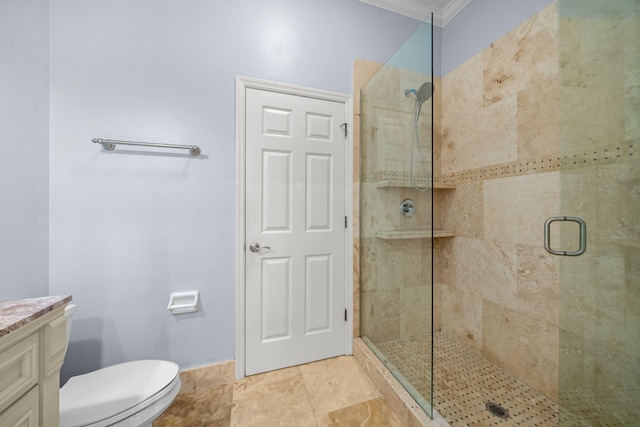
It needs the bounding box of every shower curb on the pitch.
[353,338,450,427]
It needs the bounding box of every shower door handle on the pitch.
[544,216,586,256]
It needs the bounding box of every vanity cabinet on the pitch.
[0,297,70,427]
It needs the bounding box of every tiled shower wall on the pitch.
[355,60,436,345]
[435,2,561,401]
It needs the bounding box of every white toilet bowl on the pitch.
[60,305,181,427]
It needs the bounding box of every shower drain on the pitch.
[486,402,509,419]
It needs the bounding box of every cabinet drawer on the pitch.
[0,333,39,413]
[0,386,39,427]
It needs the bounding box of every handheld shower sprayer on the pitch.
[404,82,434,119]
[404,81,434,191]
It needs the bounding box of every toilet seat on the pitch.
[60,360,181,427]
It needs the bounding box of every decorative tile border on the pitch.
[361,138,638,186]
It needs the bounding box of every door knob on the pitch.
[249,242,271,252]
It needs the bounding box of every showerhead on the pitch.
[405,82,434,119]
[415,81,434,104]
[415,81,433,119]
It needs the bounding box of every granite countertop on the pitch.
[0,295,72,338]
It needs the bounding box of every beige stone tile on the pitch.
[516,244,559,325]
[358,237,377,292]
[433,237,455,289]
[483,172,559,247]
[362,65,402,109]
[594,161,640,250]
[559,252,601,339]
[441,53,484,175]
[481,93,519,162]
[517,76,560,160]
[231,366,317,426]
[154,383,233,427]
[316,397,404,427]
[439,282,483,353]
[359,183,385,239]
[483,301,558,401]
[373,241,408,291]
[625,248,640,359]
[442,58,519,172]
[454,237,518,311]
[560,328,640,425]
[440,181,483,239]
[232,365,303,402]
[354,59,384,116]
[299,356,381,416]
[400,283,431,338]
[352,285,361,338]
[558,167,598,250]
[559,85,626,153]
[483,2,558,106]
[352,338,433,427]
[154,361,235,427]
[559,15,628,151]
[230,380,317,427]
[360,300,401,344]
[178,360,235,393]
[560,250,628,352]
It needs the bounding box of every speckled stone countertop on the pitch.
[0,295,72,338]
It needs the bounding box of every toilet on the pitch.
[60,304,181,427]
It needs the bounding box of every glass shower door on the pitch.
[557,0,640,424]
[359,15,435,418]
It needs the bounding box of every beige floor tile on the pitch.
[316,397,405,427]
[299,356,381,416]
[233,365,303,402]
[230,374,316,427]
[154,382,233,427]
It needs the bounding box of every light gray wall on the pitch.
[48,0,421,380]
[441,0,555,75]
[0,0,50,300]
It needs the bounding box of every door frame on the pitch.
[235,76,353,379]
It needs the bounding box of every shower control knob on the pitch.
[249,242,271,252]
[399,199,416,218]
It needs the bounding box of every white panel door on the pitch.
[245,88,347,375]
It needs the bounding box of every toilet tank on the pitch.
[64,304,76,345]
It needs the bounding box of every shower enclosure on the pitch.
[358,15,436,417]
[359,1,639,425]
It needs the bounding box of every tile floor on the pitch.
[153,356,405,426]
[155,333,634,426]
[376,332,559,427]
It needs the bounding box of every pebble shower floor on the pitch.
[377,332,564,426]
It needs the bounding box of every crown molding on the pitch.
[359,0,471,27]
[441,0,472,25]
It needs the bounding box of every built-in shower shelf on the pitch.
[375,180,456,190]
[376,229,455,240]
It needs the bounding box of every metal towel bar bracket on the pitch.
[92,138,201,157]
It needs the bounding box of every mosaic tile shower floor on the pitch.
[377,332,561,426]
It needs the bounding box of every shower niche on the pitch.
[373,181,456,240]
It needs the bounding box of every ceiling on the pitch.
[359,0,472,26]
